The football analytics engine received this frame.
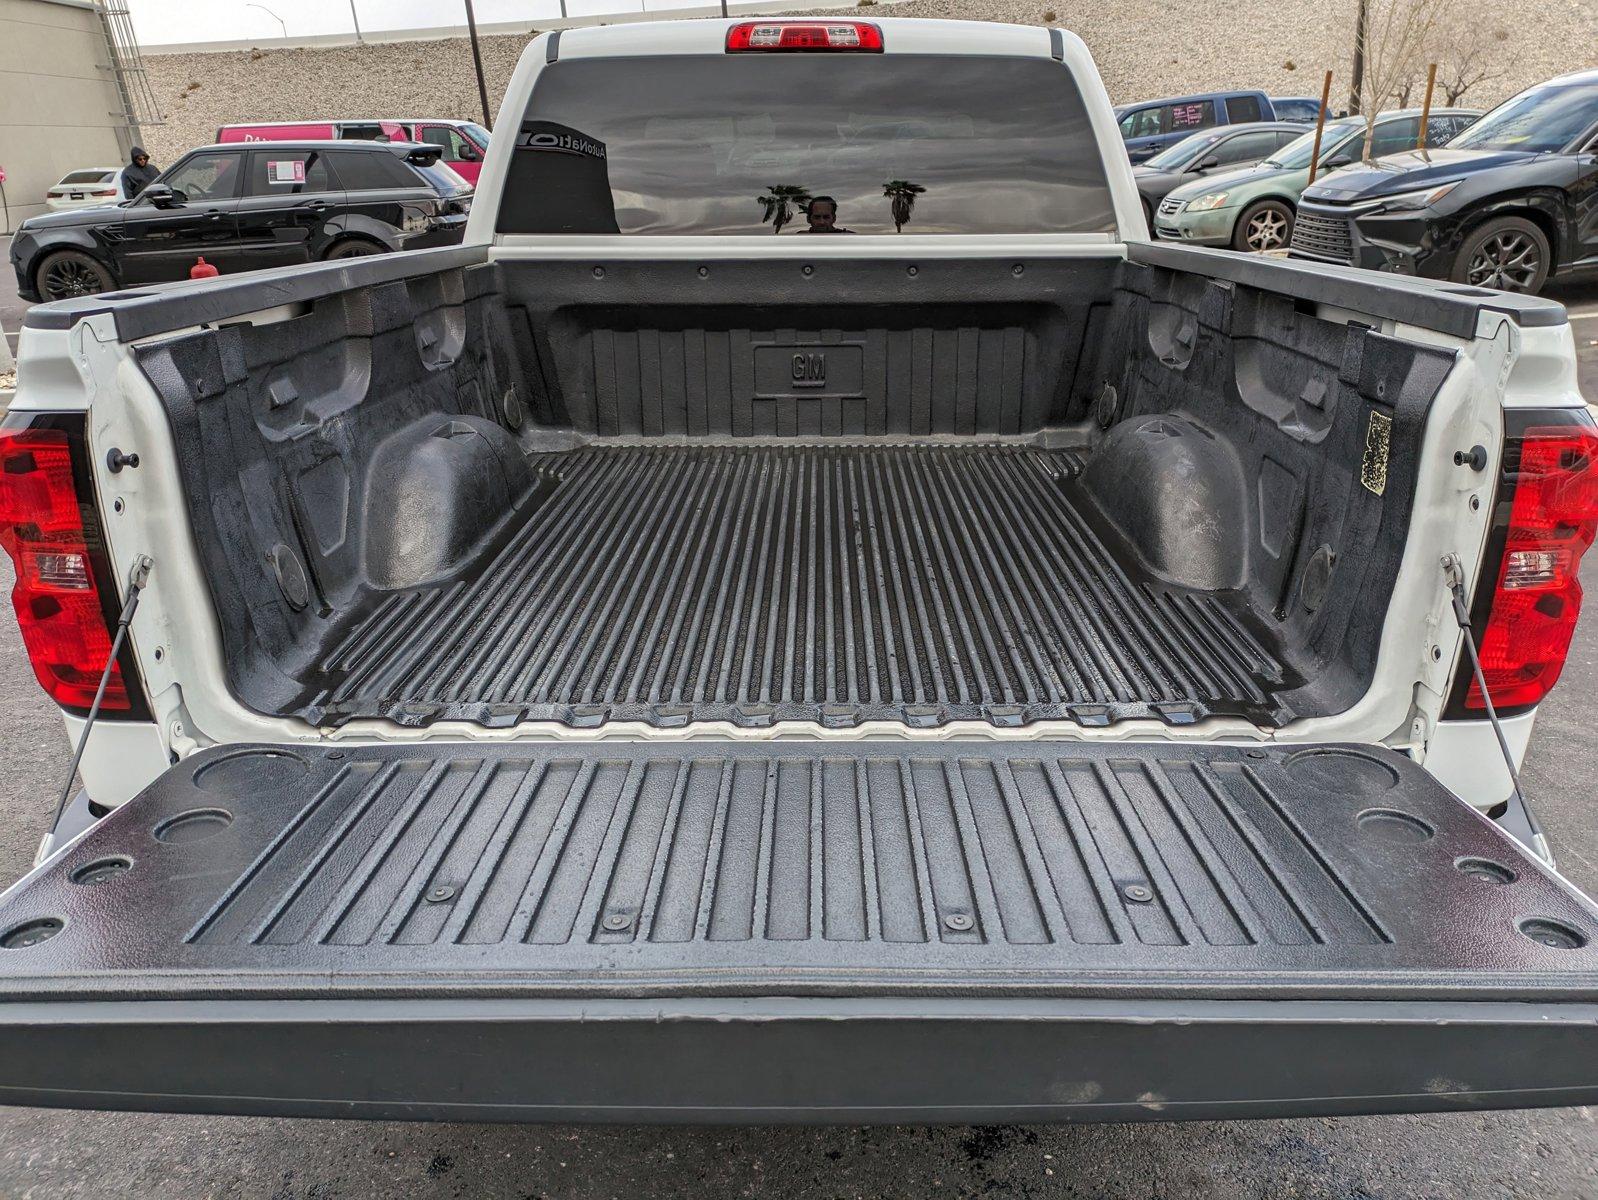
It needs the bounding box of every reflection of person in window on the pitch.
[802,196,854,233]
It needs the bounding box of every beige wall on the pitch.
[0,0,135,231]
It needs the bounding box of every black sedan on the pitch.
[1289,69,1598,294]
[1131,122,1306,230]
[10,140,473,302]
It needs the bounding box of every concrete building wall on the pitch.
[0,0,135,232]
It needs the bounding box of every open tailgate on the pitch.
[1,740,1597,1123]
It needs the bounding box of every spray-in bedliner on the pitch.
[297,444,1297,729]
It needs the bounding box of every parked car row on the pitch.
[10,139,474,302]
[1115,90,1329,162]
[1127,67,1598,296]
[1289,68,1598,294]
[1149,109,1480,251]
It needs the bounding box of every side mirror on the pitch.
[1324,151,1355,169]
[1196,155,1221,171]
[457,144,480,162]
[140,183,177,208]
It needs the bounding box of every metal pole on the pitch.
[1307,69,1333,186]
[463,0,492,128]
[1417,61,1438,152]
[1348,0,1367,115]
[349,0,363,43]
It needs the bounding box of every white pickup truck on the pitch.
[0,18,1596,1123]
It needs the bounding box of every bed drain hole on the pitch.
[1519,918,1586,950]
[70,857,132,885]
[1455,857,1517,885]
[153,808,233,844]
[1355,808,1434,843]
[1,918,63,949]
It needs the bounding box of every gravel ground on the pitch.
[137,0,1598,165]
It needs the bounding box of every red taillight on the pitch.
[0,428,130,711]
[90,189,117,197]
[726,21,884,52]
[1466,425,1598,711]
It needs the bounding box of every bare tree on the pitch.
[1430,24,1515,105]
[1352,0,1450,161]
[1392,24,1515,110]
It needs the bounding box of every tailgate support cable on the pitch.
[1441,553,1524,808]
[47,554,154,844]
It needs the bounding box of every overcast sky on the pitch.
[124,0,691,47]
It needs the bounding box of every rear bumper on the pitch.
[7,995,1598,1123]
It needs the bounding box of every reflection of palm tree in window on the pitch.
[883,180,926,232]
[758,184,811,234]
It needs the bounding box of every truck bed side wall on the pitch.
[130,255,1452,727]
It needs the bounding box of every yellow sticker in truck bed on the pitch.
[1362,409,1392,496]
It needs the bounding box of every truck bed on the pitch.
[129,253,1459,732]
[303,443,1290,729]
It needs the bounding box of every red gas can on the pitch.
[190,256,219,280]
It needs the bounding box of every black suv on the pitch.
[10,141,473,302]
[1289,70,1598,294]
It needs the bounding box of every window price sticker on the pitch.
[266,159,306,185]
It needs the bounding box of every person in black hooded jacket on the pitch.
[120,146,160,198]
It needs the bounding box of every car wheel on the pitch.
[323,238,384,260]
[1451,216,1550,294]
[35,250,114,300]
[1233,200,1294,253]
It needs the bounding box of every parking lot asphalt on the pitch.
[0,252,1595,1197]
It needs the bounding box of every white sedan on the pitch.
[44,168,128,211]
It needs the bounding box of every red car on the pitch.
[216,118,489,184]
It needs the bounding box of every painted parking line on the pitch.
[1568,309,1598,321]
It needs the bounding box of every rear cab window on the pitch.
[497,54,1117,236]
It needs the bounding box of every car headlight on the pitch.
[1370,180,1462,212]
[1183,191,1231,212]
